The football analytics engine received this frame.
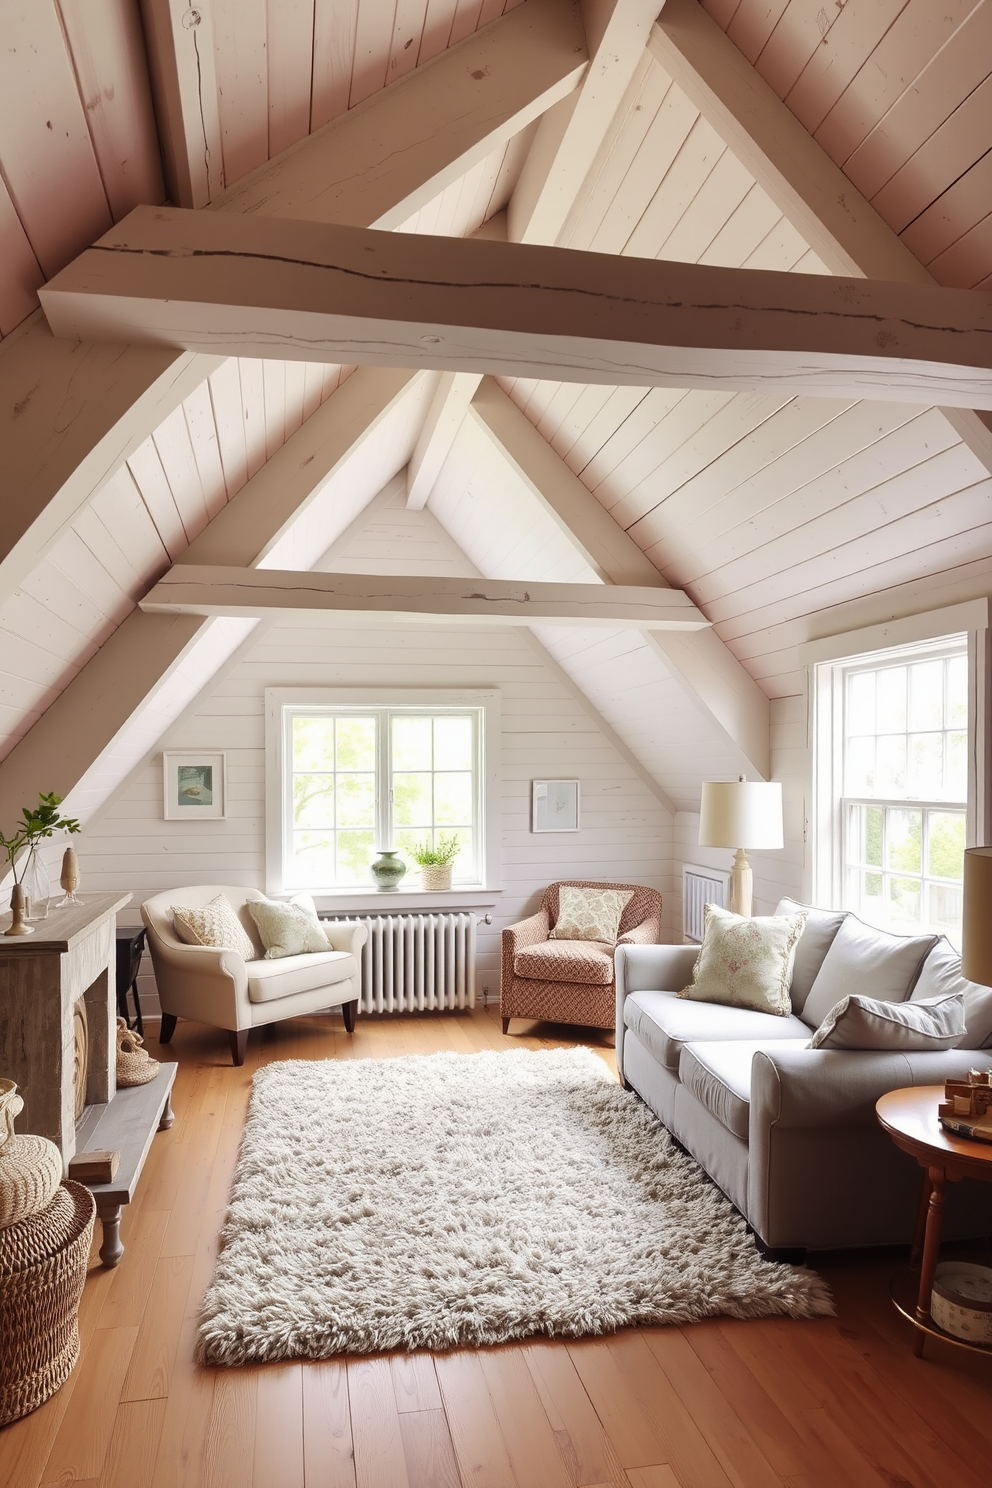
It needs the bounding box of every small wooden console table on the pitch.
[877,1085,992,1357]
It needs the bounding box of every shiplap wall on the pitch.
[81,496,673,1017]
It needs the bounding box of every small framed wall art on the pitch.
[163,752,227,820]
[532,779,580,833]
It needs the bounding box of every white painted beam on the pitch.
[43,206,992,409]
[509,0,664,245]
[406,373,484,508]
[0,0,588,607]
[139,0,223,208]
[649,0,992,472]
[140,565,710,628]
[470,377,770,778]
[0,366,418,830]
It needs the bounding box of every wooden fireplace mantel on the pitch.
[0,891,132,1165]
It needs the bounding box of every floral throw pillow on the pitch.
[550,886,633,945]
[172,895,257,961]
[678,903,808,1017]
[248,897,331,959]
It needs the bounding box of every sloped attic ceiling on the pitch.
[0,0,991,829]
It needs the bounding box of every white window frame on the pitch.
[801,600,990,918]
[265,688,501,901]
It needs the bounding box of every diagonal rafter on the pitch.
[0,0,589,609]
[649,0,992,474]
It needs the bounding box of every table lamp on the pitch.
[698,776,784,918]
[962,846,992,984]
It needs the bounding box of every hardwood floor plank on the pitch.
[254,1364,304,1488]
[148,1316,217,1488]
[478,1346,573,1488]
[96,1207,171,1330]
[200,1365,255,1488]
[100,1398,168,1488]
[522,1341,627,1487]
[39,1326,138,1484]
[398,1407,464,1488]
[302,1360,357,1488]
[348,1357,411,1488]
[434,1350,520,1488]
[391,1352,443,1413]
[122,1255,195,1402]
[625,1469,682,1488]
[563,1339,666,1471]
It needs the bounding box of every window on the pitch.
[265,690,499,894]
[808,602,989,949]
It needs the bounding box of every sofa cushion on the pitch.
[514,939,614,986]
[800,915,937,1031]
[678,1041,755,1139]
[248,897,330,958]
[808,991,966,1051]
[172,894,257,961]
[678,904,807,1016]
[775,898,848,1013]
[911,937,992,1048]
[623,989,811,1072]
[246,951,358,1005]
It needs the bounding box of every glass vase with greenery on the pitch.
[1,793,80,936]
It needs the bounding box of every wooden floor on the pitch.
[4,1006,992,1488]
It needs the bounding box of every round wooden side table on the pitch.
[876,1085,992,1357]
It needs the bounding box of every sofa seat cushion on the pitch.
[514,940,614,986]
[246,950,358,1005]
[623,989,811,1072]
[679,1039,810,1139]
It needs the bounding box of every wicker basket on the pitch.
[0,1182,96,1426]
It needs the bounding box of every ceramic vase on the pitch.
[59,846,81,906]
[371,849,406,891]
[5,883,33,937]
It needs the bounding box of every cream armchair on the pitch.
[141,885,367,1065]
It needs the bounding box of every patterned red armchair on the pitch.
[500,880,662,1034]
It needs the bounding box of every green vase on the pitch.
[371,849,406,891]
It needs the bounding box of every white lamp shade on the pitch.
[698,780,784,850]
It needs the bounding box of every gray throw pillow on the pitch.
[911,937,992,1049]
[801,915,937,1031]
[774,897,847,1012]
[808,991,966,1051]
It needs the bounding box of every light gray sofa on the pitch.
[615,900,992,1256]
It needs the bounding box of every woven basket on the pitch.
[116,1016,160,1088]
[0,1182,95,1426]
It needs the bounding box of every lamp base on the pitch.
[727,849,753,918]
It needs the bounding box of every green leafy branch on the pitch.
[0,793,80,883]
[409,833,460,867]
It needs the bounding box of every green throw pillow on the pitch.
[248,898,331,959]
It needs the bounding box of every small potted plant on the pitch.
[410,834,460,892]
[1,792,80,936]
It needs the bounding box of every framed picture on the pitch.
[532,779,580,833]
[163,752,226,820]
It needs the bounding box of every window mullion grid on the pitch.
[378,709,391,853]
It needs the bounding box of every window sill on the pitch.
[310,888,502,916]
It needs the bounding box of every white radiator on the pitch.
[682,866,729,943]
[324,913,477,1013]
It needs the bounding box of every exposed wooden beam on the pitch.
[406,373,484,509]
[470,377,770,778]
[649,0,992,472]
[0,0,585,606]
[0,367,418,830]
[509,0,664,245]
[140,565,709,628]
[139,0,223,209]
[42,206,992,409]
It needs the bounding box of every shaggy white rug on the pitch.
[196,1047,832,1364]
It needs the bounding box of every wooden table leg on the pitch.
[911,1165,933,1263]
[914,1162,946,1356]
[96,1201,124,1268]
[158,1090,175,1130]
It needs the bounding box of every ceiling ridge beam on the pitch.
[0,366,417,829]
[1,0,588,608]
[649,0,992,473]
[469,378,770,778]
[45,207,992,408]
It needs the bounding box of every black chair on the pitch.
[115,925,146,1035]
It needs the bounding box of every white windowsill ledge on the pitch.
[309,888,502,916]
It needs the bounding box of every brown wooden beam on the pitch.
[42,205,992,408]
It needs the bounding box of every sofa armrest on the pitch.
[502,910,550,954]
[615,943,699,1081]
[617,915,661,948]
[750,1045,992,1132]
[322,920,369,957]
